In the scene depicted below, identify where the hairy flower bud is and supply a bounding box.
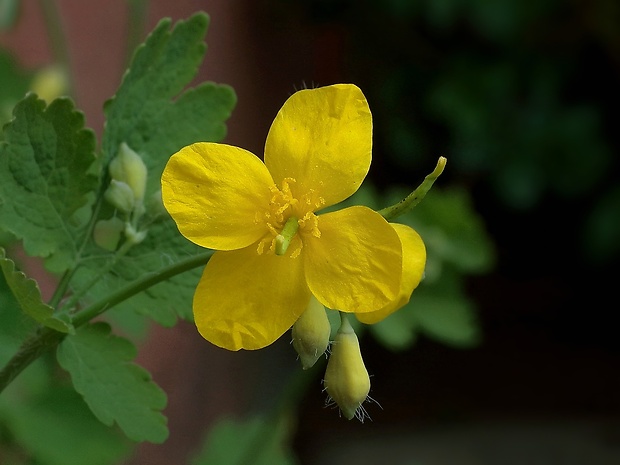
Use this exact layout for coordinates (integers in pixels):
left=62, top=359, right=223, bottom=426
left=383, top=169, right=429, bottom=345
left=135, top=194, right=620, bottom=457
left=292, top=296, right=331, bottom=369
left=109, top=142, right=147, bottom=203
left=324, top=314, right=370, bottom=420
left=104, top=179, right=134, bottom=213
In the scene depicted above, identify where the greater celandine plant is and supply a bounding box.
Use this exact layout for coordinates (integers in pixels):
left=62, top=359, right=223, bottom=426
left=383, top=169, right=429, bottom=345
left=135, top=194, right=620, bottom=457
left=0, top=11, right=445, bottom=456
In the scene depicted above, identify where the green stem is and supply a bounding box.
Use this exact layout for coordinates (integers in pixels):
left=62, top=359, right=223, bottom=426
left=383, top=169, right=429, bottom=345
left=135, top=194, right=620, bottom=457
left=37, top=0, right=74, bottom=93
left=72, top=250, right=213, bottom=327
left=125, top=0, right=148, bottom=68
left=0, top=250, right=214, bottom=394
left=59, top=239, right=134, bottom=315
left=0, top=327, right=64, bottom=395
left=47, top=190, right=104, bottom=310
left=47, top=269, right=72, bottom=309
left=378, top=156, right=447, bottom=220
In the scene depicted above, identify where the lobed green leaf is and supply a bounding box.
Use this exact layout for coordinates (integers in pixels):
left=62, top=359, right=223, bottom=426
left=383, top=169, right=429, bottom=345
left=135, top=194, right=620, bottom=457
left=70, top=12, right=236, bottom=326
left=0, top=94, right=98, bottom=273
left=102, top=12, right=236, bottom=196
left=73, top=219, right=200, bottom=327
left=56, top=322, right=168, bottom=443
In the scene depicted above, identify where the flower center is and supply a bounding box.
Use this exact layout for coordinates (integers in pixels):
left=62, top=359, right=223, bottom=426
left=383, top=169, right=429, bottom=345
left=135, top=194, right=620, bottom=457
left=255, top=177, right=323, bottom=257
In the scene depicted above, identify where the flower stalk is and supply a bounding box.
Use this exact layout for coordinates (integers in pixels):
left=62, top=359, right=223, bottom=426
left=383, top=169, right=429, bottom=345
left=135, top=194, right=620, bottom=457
left=0, top=250, right=214, bottom=394
left=378, top=156, right=447, bottom=220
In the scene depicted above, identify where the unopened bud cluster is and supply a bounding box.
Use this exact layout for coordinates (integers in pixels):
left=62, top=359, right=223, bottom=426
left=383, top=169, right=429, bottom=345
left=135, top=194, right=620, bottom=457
left=104, top=142, right=148, bottom=215
left=95, top=143, right=163, bottom=250
left=292, top=303, right=371, bottom=421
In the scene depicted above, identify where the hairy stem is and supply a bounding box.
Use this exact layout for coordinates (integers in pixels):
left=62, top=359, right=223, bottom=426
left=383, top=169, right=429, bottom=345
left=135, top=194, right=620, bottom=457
left=0, top=250, right=214, bottom=394
left=378, top=156, right=447, bottom=220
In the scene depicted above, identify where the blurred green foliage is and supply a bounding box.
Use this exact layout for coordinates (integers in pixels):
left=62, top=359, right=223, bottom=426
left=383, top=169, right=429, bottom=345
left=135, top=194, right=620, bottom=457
left=296, top=0, right=619, bottom=268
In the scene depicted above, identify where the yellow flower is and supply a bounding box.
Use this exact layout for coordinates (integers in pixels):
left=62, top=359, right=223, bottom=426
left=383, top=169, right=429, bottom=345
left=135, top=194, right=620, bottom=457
left=161, top=84, right=424, bottom=350
left=356, top=223, right=426, bottom=324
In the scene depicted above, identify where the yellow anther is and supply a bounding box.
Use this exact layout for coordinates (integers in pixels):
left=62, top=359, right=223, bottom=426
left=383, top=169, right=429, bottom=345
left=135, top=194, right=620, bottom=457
left=290, top=242, right=303, bottom=259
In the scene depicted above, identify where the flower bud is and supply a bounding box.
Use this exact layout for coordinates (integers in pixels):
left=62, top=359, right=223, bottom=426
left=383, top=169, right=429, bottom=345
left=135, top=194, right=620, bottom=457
left=324, top=314, right=370, bottom=420
left=104, top=179, right=134, bottom=213
left=30, top=65, right=68, bottom=103
left=292, top=296, right=331, bottom=369
left=93, top=217, right=124, bottom=251
left=109, top=143, right=147, bottom=203
left=124, top=222, right=147, bottom=245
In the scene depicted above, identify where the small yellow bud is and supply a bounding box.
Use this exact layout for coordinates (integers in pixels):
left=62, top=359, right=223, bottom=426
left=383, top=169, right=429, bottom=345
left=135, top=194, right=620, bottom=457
left=109, top=143, right=147, bottom=203
left=30, top=65, right=68, bottom=103
left=324, top=314, right=370, bottom=421
left=104, top=179, right=134, bottom=213
left=292, top=296, right=331, bottom=369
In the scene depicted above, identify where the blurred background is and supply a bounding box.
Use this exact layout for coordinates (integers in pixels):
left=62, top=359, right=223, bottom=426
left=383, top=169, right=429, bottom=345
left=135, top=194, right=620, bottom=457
left=1, top=0, right=619, bottom=464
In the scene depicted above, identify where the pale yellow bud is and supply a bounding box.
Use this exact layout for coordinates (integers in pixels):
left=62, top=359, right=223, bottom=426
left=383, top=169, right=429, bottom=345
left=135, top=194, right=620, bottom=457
left=109, top=143, right=147, bottom=203
left=292, top=296, right=331, bottom=369
left=104, top=179, right=134, bottom=213
left=324, top=314, right=370, bottom=420
left=30, top=65, right=68, bottom=103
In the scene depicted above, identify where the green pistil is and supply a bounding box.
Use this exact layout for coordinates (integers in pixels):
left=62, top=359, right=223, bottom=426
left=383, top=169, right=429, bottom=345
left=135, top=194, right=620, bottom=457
left=275, top=216, right=299, bottom=255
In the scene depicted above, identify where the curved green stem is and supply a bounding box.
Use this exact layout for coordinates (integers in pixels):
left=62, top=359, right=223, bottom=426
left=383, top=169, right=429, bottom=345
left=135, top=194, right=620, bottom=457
left=378, top=156, right=447, bottom=220
left=0, top=250, right=214, bottom=394
left=72, top=250, right=213, bottom=327
left=125, top=0, right=148, bottom=68
left=0, top=327, right=64, bottom=394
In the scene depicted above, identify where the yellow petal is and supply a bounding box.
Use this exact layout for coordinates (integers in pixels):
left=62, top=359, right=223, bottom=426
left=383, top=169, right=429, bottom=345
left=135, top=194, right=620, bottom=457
left=357, top=223, right=426, bottom=324
left=161, top=143, right=273, bottom=250
left=193, top=246, right=311, bottom=350
left=304, top=206, right=402, bottom=313
left=264, top=84, right=372, bottom=208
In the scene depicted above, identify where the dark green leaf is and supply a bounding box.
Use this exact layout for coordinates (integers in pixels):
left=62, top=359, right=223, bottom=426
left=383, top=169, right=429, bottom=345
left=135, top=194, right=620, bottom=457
left=0, top=383, right=131, bottom=465
left=0, top=94, right=98, bottom=272
left=368, top=308, right=419, bottom=351
left=191, top=415, right=297, bottom=465
left=73, top=218, right=200, bottom=327
left=411, top=289, right=482, bottom=349
left=0, top=262, right=37, bottom=366
left=56, top=322, right=168, bottom=443
left=70, top=13, right=236, bottom=326
left=389, top=186, right=495, bottom=274
left=102, top=12, right=236, bottom=197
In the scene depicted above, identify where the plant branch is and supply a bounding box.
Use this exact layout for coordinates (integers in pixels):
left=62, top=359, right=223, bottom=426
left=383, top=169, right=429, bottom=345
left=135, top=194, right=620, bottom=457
left=0, top=250, right=214, bottom=394
left=378, top=156, right=447, bottom=220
